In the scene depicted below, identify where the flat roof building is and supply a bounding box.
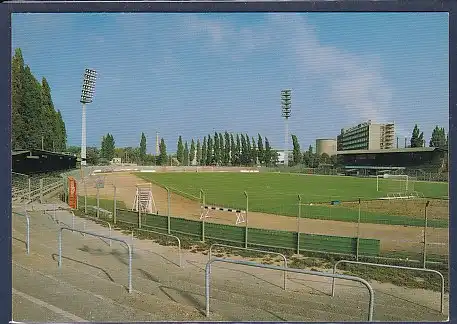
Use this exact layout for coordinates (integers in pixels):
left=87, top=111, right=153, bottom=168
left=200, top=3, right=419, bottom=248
left=337, top=120, right=395, bottom=151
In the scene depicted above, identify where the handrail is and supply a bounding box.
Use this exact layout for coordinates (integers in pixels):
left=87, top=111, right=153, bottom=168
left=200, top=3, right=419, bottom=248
left=208, top=243, right=287, bottom=290
left=13, top=211, right=30, bottom=254
left=131, top=228, right=182, bottom=267
left=78, top=213, right=112, bottom=246
left=332, top=260, right=445, bottom=314
left=205, top=258, right=375, bottom=321
left=58, top=227, right=133, bottom=293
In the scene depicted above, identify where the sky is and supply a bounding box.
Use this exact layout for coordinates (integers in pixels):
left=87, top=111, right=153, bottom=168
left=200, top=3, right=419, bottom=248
left=12, top=12, right=449, bottom=153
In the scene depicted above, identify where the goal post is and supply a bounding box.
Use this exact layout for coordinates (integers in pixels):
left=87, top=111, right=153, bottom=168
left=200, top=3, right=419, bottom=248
left=376, top=174, right=410, bottom=193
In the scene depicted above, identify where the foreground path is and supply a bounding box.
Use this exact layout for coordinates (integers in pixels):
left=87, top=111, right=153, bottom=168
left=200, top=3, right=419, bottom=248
left=11, top=204, right=448, bottom=322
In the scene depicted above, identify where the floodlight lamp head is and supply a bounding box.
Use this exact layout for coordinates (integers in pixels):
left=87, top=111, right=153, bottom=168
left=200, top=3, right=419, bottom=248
left=281, top=89, right=291, bottom=119
left=80, top=68, right=97, bottom=104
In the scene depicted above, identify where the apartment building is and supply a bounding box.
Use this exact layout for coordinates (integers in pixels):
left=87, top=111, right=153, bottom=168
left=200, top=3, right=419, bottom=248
left=337, top=120, right=395, bottom=151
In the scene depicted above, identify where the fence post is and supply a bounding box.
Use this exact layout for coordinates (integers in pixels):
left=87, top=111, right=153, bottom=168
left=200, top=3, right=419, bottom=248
left=62, top=177, right=66, bottom=203
left=39, top=179, right=44, bottom=203
left=423, top=200, right=430, bottom=268
left=138, top=186, right=142, bottom=229
left=84, top=176, right=87, bottom=214
left=28, top=177, right=31, bottom=203
left=356, top=198, right=361, bottom=261
left=201, top=189, right=206, bottom=242
left=244, top=191, right=249, bottom=249
left=297, top=195, right=301, bottom=255
left=113, top=185, right=117, bottom=225
left=166, top=187, right=171, bottom=234
left=96, top=186, right=100, bottom=218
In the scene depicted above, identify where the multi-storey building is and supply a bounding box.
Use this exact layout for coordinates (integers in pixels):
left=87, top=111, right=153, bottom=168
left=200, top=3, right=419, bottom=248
left=337, top=120, right=395, bottom=151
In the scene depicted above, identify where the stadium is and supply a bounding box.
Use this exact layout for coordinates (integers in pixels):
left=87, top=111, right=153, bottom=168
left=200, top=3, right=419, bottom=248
left=10, top=12, right=450, bottom=323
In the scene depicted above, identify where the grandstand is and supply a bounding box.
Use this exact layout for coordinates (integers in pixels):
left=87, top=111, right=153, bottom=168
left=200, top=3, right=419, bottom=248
left=337, top=147, right=447, bottom=178
left=12, top=149, right=77, bottom=175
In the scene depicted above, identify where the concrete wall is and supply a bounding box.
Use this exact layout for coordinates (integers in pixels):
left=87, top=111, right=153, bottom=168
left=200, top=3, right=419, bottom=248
left=316, top=139, right=337, bottom=156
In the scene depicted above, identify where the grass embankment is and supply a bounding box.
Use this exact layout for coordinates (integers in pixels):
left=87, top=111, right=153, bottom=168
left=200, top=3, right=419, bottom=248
left=135, top=172, right=449, bottom=228
left=74, top=201, right=448, bottom=293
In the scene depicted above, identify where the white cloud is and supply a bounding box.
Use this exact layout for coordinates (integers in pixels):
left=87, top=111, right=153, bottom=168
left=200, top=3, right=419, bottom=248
left=184, top=14, right=398, bottom=133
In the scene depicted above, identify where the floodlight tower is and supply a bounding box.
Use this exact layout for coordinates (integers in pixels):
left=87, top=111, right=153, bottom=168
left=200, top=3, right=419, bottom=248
left=281, top=89, right=292, bottom=167
left=80, top=68, right=97, bottom=166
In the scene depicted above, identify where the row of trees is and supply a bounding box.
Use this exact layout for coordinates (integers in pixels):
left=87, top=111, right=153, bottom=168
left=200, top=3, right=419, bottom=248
left=12, top=48, right=67, bottom=151
left=68, top=130, right=332, bottom=168
left=175, top=132, right=278, bottom=167
left=410, top=124, right=448, bottom=148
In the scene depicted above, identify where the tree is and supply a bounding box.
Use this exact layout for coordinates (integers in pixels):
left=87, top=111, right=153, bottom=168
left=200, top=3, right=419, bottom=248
left=196, top=139, right=202, bottom=165
left=139, top=132, right=147, bottom=165
left=257, top=134, right=264, bottom=165
left=224, top=132, right=231, bottom=165
left=40, top=77, right=58, bottom=151
left=303, top=145, right=315, bottom=168
left=319, top=153, right=330, bottom=165
left=158, top=138, right=168, bottom=165
left=101, top=133, right=115, bottom=161
left=291, top=134, right=302, bottom=166
left=213, top=132, right=220, bottom=165
left=230, top=133, right=236, bottom=166
left=411, top=124, right=425, bottom=148
left=240, top=134, right=246, bottom=165
left=22, top=65, right=43, bottom=149
left=251, top=136, right=258, bottom=165
left=11, top=48, right=26, bottom=150
left=235, top=134, right=241, bottom=166
left=264, top=137, right=272, bottom=166
left=184, top=141, right=189, bottom=166
left=206, top=134, right=213, bottom=165
left=219, top=133, right=225, bottom=166
left=86, top=147, right=100, bottom=165
left=429, top=126, right=447, bottom=148
left=190, top=139, right=196, bottom=165
left=11, top=49, right=68, bottom=152
left=201, top=137, right=207, bottom=166
left=246, top=134, right=252, bottom=165
left=177, top=136, right=184, bottom=164
left=54, top=110, right=67, bottom=151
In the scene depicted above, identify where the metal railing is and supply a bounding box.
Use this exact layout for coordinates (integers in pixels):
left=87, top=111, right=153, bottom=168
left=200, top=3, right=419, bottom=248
left=78, top=213, right=112, bottom=246
left=13, top=211, right=30, bottom=254
left=131, top=228, right=182, bottom=267
left=205, top=258, right=375, bottom=321
left=58, top=227, right=133, bottom=293
left=332, top=260, right=445, bottom=314
left=208, top=243, right=288, bottom=290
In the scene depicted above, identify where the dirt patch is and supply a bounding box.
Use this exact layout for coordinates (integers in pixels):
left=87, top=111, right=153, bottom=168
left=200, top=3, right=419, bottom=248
left=340, top=199, right=448, bottom=220
left=77, top=173, right=448, bottom=255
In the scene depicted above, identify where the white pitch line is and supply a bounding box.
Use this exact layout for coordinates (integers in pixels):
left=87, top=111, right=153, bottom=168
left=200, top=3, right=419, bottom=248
left=12, top=288, right=86, bottom=322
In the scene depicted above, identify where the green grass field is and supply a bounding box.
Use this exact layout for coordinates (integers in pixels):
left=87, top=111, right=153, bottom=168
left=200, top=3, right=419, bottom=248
left=135, top=172, right=449, bottom=227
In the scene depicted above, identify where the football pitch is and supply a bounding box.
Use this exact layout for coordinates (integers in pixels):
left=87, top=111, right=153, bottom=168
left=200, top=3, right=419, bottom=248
left=135, top=172, right=449, bottom=227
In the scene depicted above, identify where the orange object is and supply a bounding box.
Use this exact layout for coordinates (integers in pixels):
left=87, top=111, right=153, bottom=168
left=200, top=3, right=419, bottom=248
left=68, top=176, right=77, bottom=209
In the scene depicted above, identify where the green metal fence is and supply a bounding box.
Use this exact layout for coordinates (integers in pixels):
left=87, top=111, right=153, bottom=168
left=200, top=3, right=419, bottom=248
left=110, top=208, right=380, bottom=256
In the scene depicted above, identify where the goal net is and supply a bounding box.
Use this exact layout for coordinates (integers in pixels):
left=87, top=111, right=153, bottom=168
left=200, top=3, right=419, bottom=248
left=376, top=174, right=415, bottom=195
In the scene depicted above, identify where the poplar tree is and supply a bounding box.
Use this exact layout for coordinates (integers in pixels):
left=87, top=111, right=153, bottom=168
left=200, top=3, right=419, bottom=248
left=202, top=137, right=207, bottom=166
left=184, top=141, right=189, bottom=166
left=159, top=138, right=167, bottom=165
left=230, top=133, right=236, bottom=165
left=224, top=131, right=231, bottom=165
left=257, top=134, right=264, bottom=165
left=190, top=139, right=196, bottom=165
left=177, top=136, right=184, bottom=164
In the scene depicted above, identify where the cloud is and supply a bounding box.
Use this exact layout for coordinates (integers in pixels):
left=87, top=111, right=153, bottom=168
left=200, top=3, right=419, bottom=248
left=183, top=13, right=397, bottom=132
